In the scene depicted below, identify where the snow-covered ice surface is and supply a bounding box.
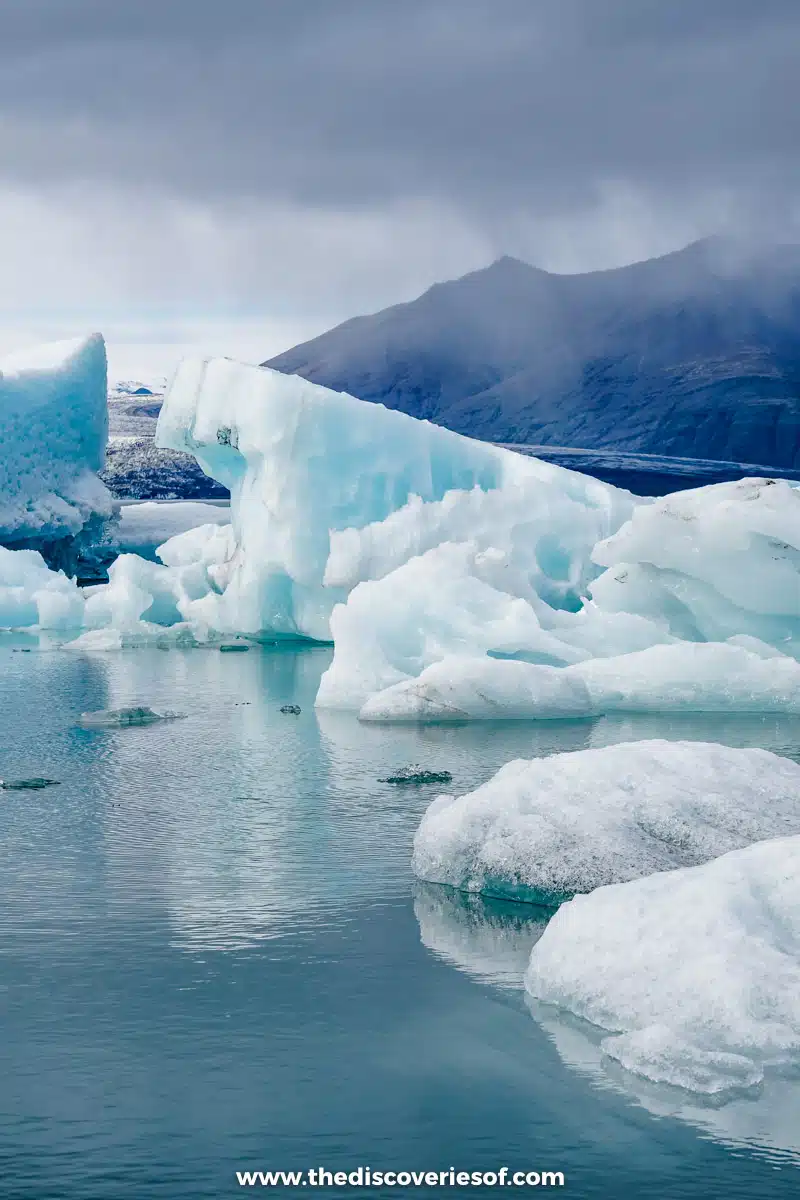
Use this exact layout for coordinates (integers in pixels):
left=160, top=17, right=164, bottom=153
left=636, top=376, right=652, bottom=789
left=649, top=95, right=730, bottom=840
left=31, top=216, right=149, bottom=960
left=117, top=501, right=230, bottom=560
left=412, top=740, right=800, bottom=905
left=0, top=335, right=115, bottom=563
left=524, top=834, right=800, bottom=1097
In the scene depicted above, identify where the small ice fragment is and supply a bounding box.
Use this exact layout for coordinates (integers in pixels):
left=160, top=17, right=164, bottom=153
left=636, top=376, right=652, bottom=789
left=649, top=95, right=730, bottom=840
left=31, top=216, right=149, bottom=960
left=78, top=706, right=184, bottom=728
left=380, top=766, right=453, bottom=786
left=1, top=777, right=60, bottom=790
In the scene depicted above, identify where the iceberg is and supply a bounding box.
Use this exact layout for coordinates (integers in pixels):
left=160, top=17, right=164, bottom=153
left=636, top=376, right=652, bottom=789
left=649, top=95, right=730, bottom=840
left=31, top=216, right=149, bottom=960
left=3, top=346, right=799, bottom=723
left=321, top=476, right=800, bottom=714
left=589, top=478, right=800, bottom=654
left=524, top=834, right=800, bottom=1095
left=359, top=642, right=800, bottom=722
left=0, top=545, right=85, bottom=631
left=0, top=335, right=116, bottom=570
left=411, top=740, right=800, bottom=905
left=360, top=654, right=593, bottom=722
left=155, top=356, right=636, bottom=642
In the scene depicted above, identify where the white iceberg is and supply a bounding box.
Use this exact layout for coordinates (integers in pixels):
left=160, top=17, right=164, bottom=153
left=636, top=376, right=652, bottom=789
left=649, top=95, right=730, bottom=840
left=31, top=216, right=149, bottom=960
left=359, top=653, right=593, bottom=722
left=357, top=642, right=800, bottom=722
left=0, top=335, right=115, bottom=564
left=0, top=546, right=85, bottom=631
left=411, top=740, right=800, bottom=904
left=525, top=834, right=800, bottom=1095
left=589, top=478, right=800, bottom=655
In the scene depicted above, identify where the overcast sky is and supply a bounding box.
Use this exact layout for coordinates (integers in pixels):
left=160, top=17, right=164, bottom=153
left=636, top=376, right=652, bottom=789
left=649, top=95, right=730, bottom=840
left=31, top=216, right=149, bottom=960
left=1, top=0, right=799, bottom=377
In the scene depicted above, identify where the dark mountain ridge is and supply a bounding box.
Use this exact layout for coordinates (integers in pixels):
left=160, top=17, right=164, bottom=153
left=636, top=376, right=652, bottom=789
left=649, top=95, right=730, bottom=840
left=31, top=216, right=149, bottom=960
left=265, top=238, right=800, bottom=468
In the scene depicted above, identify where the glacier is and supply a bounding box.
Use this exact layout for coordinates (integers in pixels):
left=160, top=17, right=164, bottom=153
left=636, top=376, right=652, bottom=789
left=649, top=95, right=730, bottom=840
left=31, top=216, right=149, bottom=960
left=411, top=740, right=800, bottom=905
left=524, top=834, right=800, bottom=1095
left=0, top=335, right=116, bottom=571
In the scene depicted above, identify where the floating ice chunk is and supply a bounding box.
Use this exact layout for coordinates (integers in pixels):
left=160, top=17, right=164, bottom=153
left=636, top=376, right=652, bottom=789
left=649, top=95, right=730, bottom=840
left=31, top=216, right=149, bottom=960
left=78, top=705, right=185, bottom=728
left=412, top=740, right=800, bottom=905
left=156, top=356, right=636, bottom=640
left=590, top=478, right=800, bottom=653
left=0, top=335, right=115, bottom=558
left=360, top=654, right=593, bottom=722
left=0, top=546, right=85, bottom=631
left=0, top=777, right=60, bottom=790
left=525, top=834, right=800, bottom=1095
left=316, top=543, right=590, bottom=711
left=568, top=642, right=800, bottom=714
left=378, top=766, right=453, bottom=785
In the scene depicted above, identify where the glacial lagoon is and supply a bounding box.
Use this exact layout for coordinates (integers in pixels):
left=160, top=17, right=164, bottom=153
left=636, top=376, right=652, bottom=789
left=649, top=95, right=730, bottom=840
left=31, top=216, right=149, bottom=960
left=1, top=643, right=799, bottom=1198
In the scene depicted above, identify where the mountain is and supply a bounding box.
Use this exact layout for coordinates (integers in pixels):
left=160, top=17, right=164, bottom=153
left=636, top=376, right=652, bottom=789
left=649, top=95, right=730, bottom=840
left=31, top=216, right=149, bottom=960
left=264, top=238, right=800, bottom=469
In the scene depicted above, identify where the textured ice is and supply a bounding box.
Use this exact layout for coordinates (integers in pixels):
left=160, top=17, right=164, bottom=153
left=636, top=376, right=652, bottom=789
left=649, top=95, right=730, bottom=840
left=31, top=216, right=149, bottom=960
left=155, top=356, right=635, bottom=641
left=525, top=834, right=800, bottom=1095
left=321, top=475, right=800, bottom=712
left=358, top=644, right=800, bottom=722
left=78, top=706, right=184, bottom=728
left=0, top=335, right=115, bottom=554
left=589, top=478, right=800, bottom=654
left=0, top=546, right=85, bottom=631
left=411, top=740, right=800, bottom=905
left=360, top=654, right=593, bottom=722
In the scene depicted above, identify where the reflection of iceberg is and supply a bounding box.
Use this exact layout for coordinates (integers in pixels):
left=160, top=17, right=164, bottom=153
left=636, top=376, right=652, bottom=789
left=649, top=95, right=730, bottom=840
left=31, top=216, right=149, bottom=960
left=414, top=881, right=550, bottom=990
left=528, top=1000, right=800, bottom=1168
left=93, top=645, right=334, bottom=951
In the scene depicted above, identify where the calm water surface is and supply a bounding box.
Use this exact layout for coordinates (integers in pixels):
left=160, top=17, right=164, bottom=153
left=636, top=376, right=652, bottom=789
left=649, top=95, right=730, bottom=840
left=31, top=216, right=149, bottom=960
left=1, top=645, right=799, bottom=1199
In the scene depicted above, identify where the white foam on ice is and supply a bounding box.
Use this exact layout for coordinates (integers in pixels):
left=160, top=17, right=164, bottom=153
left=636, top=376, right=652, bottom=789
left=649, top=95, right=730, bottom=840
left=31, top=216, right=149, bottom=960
left=0, top=335, right=114, bottom=547
left=525, top=834, right=800, bottom=1095
left=412, top=740, right=800, bottom=904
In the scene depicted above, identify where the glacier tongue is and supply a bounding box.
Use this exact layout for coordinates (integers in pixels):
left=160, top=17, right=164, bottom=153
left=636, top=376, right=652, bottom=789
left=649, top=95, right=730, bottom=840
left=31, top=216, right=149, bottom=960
left=0, top=335, right=115, bottom=567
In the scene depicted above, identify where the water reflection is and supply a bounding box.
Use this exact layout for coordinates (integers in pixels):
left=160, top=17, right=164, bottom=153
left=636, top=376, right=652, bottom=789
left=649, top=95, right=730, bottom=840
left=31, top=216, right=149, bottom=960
left=528, top=999, right=800, bottom=1169
left=414, top=881, right=550, bottom=990
left=413, top=859, right=800, bottom=1169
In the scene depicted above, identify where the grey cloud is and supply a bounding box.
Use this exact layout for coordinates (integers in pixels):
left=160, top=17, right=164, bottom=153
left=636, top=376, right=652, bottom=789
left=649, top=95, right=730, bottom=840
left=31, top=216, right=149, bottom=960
left=0, top=0, right=799, bottom=215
